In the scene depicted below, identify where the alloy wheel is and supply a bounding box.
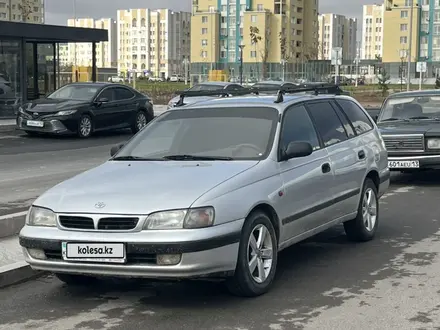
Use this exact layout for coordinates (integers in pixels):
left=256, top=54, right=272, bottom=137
left=362, top=188, right=377, bottom=231
left=136, top=112, right=147, bottom=130
left=80, top=117, right=91, bottom=137
left=247, top=224, right=273, bottom=283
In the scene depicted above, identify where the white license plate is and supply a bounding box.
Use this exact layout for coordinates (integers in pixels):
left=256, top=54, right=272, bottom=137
left=61, top=242, right=126, bottom=263
left=388, top=160, right=420, bottom=168
left=26, top=120, right=44, bottom=127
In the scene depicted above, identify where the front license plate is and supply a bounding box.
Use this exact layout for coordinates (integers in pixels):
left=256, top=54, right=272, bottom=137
left=26, top=120, right=44, bottom=127
left=61, top=242, right=126, bottom=263
left=388, top=160, right=420, bottom=168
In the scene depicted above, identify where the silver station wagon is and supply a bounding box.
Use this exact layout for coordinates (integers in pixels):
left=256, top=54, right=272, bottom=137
left=19, top=86, right=390, bottom=297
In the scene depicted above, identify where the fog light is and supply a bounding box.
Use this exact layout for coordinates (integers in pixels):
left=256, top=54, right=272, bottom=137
left=27, top=248, right=47, bottom=260
left=156, top=254, right=181, bottom=265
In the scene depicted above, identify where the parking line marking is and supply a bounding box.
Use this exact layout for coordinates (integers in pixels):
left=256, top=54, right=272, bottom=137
left=0, top=211, right=27, bottom=221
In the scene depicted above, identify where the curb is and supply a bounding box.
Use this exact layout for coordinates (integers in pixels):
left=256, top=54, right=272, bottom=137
left=0, top=212, right=27, bottom=239
left=0, top=261, right=45, bottom=288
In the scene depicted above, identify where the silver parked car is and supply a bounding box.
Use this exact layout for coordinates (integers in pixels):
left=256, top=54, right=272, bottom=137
left=19, top=87, right=390, bottom=297
left=167, top=82, right=245, bottom=109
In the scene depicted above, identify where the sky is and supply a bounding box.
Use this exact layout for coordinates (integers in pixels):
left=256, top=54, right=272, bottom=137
left=45, top=0, right=370, bottom=25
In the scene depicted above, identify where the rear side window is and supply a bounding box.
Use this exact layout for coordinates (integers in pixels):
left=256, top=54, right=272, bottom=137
left=306, top=101, right=348, bottom=147
left=115, top=87, right=135, bottom=100
left=336, top=99, right=373, bottom=135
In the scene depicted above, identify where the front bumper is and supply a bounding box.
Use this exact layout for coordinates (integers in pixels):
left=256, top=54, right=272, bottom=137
left=17, top=116, right=73, bottom=134
left=388, top=154, right=440, bottom=170
left=19, top=219, right=243, bottom=279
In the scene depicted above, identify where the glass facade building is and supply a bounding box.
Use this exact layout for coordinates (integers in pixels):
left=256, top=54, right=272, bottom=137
left=0, top=21, right=107, bottom=118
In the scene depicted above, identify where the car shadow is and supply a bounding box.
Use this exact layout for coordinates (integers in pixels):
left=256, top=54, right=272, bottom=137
left=391, top=170, right=440, bottom=187
left=18, top=129, right=133, bottom=141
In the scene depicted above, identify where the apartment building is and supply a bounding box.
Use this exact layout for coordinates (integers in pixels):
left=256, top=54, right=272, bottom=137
left=190, top=0, right=319, bottom=70
left=318, top=13, right=357, bottom=61
left=0, top=0, right=44, bottom=23
left=64, top=18, right=117, bottom=68
left=361, top=4, right=385, bottom=60
left=117, top=8, right=191, bottom=78
left=382, top=0, right=419, bottom=62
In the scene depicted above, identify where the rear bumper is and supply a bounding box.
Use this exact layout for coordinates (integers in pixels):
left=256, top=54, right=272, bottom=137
left=388, top=154, right=440, bottom=170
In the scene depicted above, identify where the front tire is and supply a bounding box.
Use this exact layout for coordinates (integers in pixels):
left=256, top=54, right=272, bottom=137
left=344, top=178, right=379, bottom=242
left=226, top=211, right=278, bottom=297
left=55, top=273, right=97, bottom=286
left=77, top=115, right=93, bottom=138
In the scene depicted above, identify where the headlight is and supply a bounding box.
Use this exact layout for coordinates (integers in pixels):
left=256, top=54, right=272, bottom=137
left=143, top=207, right=215, bottom=230
left=26, top=206, right=57, bottom=227
left=56, top=110, right=77, bottom=116
left=427, top=138, right=440, bottom=149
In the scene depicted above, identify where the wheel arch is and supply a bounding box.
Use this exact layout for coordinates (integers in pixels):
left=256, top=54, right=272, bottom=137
left=245, top=203, right=281, bottom=243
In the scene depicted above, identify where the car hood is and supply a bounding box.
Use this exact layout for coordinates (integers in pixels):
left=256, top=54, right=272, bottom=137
left=34, top=160, right=259, bottom=214
left=24, top=98, right=90, bottom=113
left=378, top=121, right=440, bottom=135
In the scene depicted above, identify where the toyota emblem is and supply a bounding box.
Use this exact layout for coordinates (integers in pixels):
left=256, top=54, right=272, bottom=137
left=94, top=202, right=106, bottom=209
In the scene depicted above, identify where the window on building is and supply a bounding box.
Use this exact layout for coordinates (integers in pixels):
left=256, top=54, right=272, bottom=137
left=400, top=23, right=408, bottom=31
left=400, top=36, right=408, bottom=44
left=251, top=15, right=257, bottom=23
left=202, top=28, right=208, bottom=34
left=202, top=16, right=208, bottom=23
left=201, top=39, right=208, bottom=46
left=401, top=11, right=408, bottom=18
left=250, top=51, right=257, bottom=58
left=257, top=4, right=263, bottom=11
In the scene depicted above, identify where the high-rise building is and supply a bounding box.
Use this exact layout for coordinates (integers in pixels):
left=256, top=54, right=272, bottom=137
left=190, top=0, right=319, bottom=74
left=382, top=0, right=419, bottom=63
left=117, top=9, right=191, bottom=78
left=318, top=14, right=357, bottom=61
left=64, top=18, right=117, bottom=68
left=361, top=4, right=385, bottom=60
left=0, top=0, right=44, bottom=23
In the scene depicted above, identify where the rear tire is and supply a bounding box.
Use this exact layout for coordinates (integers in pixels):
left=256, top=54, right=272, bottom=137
left=77, top=115, right=93, bottom=138
left=131, top=110, right=151, bottom=134
left=344, top=178, right=379, bottom=242
left=226, top=211, right=278, bottom=297
left=55, top=273, right=97, bottom=286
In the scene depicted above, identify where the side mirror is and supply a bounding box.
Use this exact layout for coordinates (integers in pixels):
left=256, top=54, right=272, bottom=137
left=96, top=97, right=109, bottom=105
left=373, top=115, right=378, bottom=123
left=281, top=142, right=313, bottom=161
left=110, top=143, right=124, bottom=157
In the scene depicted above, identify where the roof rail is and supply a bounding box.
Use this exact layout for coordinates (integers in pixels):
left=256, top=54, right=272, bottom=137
left=173, top=84, right=344, bottom=107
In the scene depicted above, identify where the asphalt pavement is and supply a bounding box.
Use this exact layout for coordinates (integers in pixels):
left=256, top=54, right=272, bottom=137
left=2, top=126, right=440, bottom=329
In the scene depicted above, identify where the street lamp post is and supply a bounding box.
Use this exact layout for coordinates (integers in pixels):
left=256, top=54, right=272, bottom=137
left=399, top=49, right=407, bottom=92
left=239, top=44, right=245, bottom=85
left=407, top=0, right=414, bottom=91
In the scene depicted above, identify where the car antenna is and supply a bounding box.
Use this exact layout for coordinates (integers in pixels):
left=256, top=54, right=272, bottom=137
left=274, top=90, right=284, bottom=103
left=176, top=94, right=185, bottom=107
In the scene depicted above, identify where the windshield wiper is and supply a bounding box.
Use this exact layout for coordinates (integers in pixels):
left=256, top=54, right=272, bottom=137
left=408, top=116, right=440, bottom=121
left=112, top=156, right=164, bottom=161
left=380, top=117, right=409, bottom=122
left=162, top=154, right=233, bottom=161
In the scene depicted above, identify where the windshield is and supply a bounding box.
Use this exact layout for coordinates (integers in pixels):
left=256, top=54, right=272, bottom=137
left=379, top=95, right=440, bottom=122
left=188, top=84, right=224, bottom=91
left=114, top=107, right=279, bottom=160
left=47, top=85, right=100, bottom=101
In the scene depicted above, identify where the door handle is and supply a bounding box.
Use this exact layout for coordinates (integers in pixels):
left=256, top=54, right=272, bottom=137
left=358, top=150, right=366, bottom=160
left=321, top=163, right=331, bottom=173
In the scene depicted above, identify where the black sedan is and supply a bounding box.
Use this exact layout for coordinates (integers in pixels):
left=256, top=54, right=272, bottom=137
left=16, top=82, right=154, bottom=138
left=377, top=90, right=440, bottom=171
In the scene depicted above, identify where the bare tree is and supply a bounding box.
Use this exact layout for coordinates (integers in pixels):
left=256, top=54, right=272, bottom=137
left=18, top=0, right=34, bottom=22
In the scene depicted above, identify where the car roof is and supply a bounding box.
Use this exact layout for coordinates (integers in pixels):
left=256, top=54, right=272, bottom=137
left=253, top=81, right=297, bottom=86
left=172, top=94, right=355, bottom=114
left=67, top=82, right=131, bottom=88
left=194, top=82, right=235, bottom=87
left=387, top=89, right=440, bottom=98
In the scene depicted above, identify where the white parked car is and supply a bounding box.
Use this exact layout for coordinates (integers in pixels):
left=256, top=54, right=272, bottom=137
left=108, top=76, right=124, bottom=83
left=170, top=74, right=184, bottom=82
